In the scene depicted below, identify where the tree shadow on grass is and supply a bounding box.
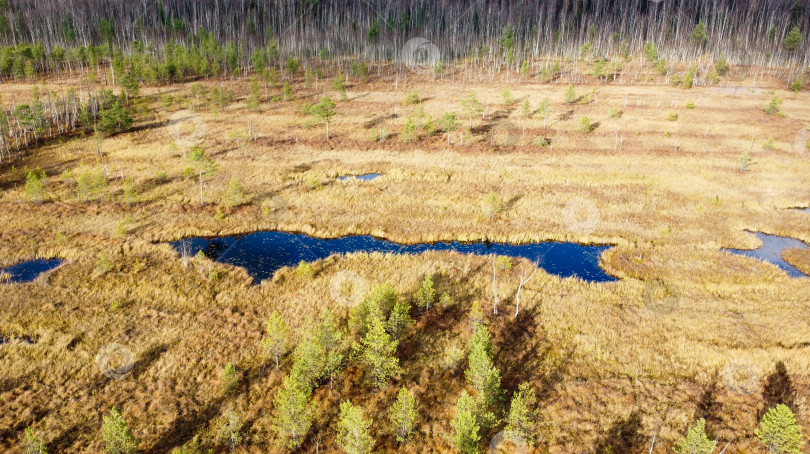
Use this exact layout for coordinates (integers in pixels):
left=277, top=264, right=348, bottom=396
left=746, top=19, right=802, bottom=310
left=49, top=421, right=96, bottom=452
left=131, top=342, right=172, bottom=380
left=491, top=312, right=548, bottom=393
left=558, top=109, right=575, bottom=121
left=363, top=113, right=397, bottom=129
left=148, top=397, right=228, bottom=452
left=693, top=373, right=723, bottom=440
left=760, top=361, right=796, bottom=417
left=593, top=410, right=646, bottom=454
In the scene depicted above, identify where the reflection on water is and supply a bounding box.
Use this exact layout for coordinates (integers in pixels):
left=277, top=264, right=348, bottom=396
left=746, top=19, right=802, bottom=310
left=171, top=231, right=616, bottom=284
left=725, top=232, right=808, bottom=278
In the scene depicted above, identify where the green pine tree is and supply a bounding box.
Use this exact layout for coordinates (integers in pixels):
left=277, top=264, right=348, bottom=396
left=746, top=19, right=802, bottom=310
left=310, top=96, right=336, bottom=139
left=272, top=375, right=314, bottom=451
left=521, top=98, right=532, bottom=118
left=315, top=309, right=347, bottom=389
left=98, top=96, right=133, bottom=135
left=290, top=310, right=346, bottom=389
left=674, top=419, right=716, bottom=454
left=360, top=317, right=400, bottom=387
left=469, top=300, right=485, bottom=330
left=691, top=22, right=708, bottom=43
left=783, top=27, right=803, bottom=51
left=349, top=283, right=396, bottom=336
left=536, top=98, right=552, bottom=128
left=24, top=168, right=46, bottom=203
left=188, top=146, right=217, bottom=206
left=505, top=383, right=539, bottom=445
left=283, top=81, right=292, bottom=101
left=400, top=116, right=418, bottom=143
left=337, top=401, right=374, bottom=454
left=438, top=112, right=459, bottom=145
left=755, top=404, right=804, bottom=454
left=465, top=324, right=500, bottom=425
left=332, top=73, right=347, bottom=100
left=260, top=311, right=289, bottom=370
left=413, top=274, right=436, bottom=310
left=390, top=386, right=417, bottom=443
left=461, top=93, right=483, bottom=129
left=386, top=300, right=413, bottom=340
left=247, top=77, right=260, bottom=110
left=564, top=84, right=577, bottom=103
left=220, top=363, right=239, bottom=394
left=452, top=391, right=481, bottom=454
left=22, top=427, right=48, bottom=454
left=102, top=407, right=138, bottom=454
left=216, top=404, right=243, bottom=453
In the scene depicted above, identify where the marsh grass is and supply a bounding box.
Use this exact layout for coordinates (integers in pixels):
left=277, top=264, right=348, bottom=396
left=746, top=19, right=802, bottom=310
left=0, top=72, right=809, bottom=453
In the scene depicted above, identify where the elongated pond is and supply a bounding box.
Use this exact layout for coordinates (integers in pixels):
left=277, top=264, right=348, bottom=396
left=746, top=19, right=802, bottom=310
left=170, top=231, right=616, bottom=284
left=725, top=232, right=808, bottom=278
left=0, top=259, right=63, bottom=284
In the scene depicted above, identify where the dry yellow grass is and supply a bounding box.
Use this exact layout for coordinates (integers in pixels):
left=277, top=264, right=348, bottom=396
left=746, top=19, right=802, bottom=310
left=0, top=67, right=809, bottom=453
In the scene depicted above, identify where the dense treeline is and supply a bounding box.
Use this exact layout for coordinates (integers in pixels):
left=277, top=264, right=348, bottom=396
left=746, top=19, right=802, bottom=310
left=0, top=0, right=808, bottom=80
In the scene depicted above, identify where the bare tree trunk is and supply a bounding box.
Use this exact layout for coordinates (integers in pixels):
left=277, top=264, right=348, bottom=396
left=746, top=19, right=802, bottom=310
left=181, top=239, right=190, bottom=267
left=492, top=255, right=498, bottom=315
left=515, top=262, right=539, bottom=318
left=199, top=170, right=204, bottom=206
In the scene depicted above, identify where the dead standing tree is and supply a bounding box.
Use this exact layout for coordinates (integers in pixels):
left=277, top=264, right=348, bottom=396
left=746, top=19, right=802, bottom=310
left=492, top=255, right=499, bottom=315
left=1, top=0, right=808, bottom=84
left=514, top=260, right=539, bottom=318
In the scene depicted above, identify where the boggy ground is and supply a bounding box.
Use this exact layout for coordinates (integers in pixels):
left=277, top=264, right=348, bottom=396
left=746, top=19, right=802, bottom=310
left=1, top=66, right=809, bottom=453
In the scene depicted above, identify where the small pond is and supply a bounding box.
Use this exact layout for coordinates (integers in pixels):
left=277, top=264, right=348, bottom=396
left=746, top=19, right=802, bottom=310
left=337, top=173, right=381, bottom=181
left=724, top=232, right=808, bottom=278
left=171, top=231, right=616, bottom=284
left=0, top=259, right=63, bottom=283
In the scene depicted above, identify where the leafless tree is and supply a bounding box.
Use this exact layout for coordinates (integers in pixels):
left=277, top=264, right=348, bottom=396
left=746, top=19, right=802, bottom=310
left=492, top=254, right=498, bottom=315
left=515, top=260, right=539, bottom=318
left=1, top=0, right=808, bottom=82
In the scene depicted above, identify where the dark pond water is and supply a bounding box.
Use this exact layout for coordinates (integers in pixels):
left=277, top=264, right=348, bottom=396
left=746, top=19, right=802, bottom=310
left=337, top=173, right=381, bottom=181
left=725, top=232, right=808, bottom=278
left=170, top=231, right=616, bottom=284
left=0, top=259, right=63, bottom=283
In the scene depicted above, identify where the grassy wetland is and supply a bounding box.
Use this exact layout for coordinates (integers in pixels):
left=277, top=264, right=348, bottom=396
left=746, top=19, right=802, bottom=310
left=2, top=1, right=810, bottom=453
